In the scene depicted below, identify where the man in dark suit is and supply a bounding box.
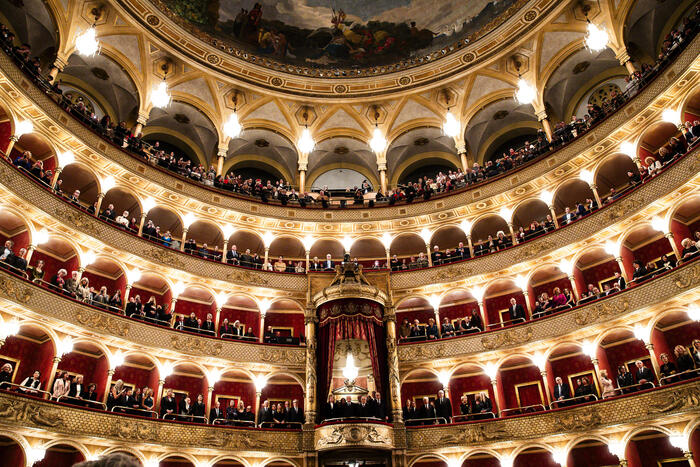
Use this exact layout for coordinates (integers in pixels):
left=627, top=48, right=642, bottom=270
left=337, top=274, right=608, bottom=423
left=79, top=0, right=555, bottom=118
left=226, top=245, right=240, bottom=265
left=425, top=318, right=439, bottom=340
left=122, top=388, right=140, bottom=415
left=434, top=389, right=452, bottom=423
left=287, top=399, right=304, bottom=425
left=322, top=395, right=336, bottom=421
left=225, top=400, right=238, bottom=423
left=259, top=400, right=274, bottom=425
left=201, top=313, right=216, bottom=335
left=402, top=399, right=416, bottom=425
left=160, top=389, right=177, bottom=417
left=410, top=319, right=426, bottom=340
left=508, top=297, right=526, bottom=324
left=183, top=312, right=198, bottom=331
left=343, top=395, right=357, bottom=418
left=357, top=395, right=372, bottom=418
left=324, top=254, right=335, bottom=271
left=455, top=242, right=469, bottom=260
left=67, top=374, right=85, bottom=401
left=613, top=271, right=626, bottom=291
left=552, top=376, right=571, bottom=407
left=635, top=360, right=654, bottom=388
left=210, top=400, right=223, bottom=423
left=420, top=397, right=437, bottom=425
left=373, top=392, right=386, bottom=421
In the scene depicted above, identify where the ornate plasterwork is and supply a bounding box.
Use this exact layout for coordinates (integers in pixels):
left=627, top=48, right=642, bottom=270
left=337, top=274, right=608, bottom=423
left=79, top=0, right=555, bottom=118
left=112, top=0, right=558, bottom=97
left=315, top=423, right=394, bottom=450
left=0, top=37, right=697, bottom=226
left=397, top=261, right=700, bottom=362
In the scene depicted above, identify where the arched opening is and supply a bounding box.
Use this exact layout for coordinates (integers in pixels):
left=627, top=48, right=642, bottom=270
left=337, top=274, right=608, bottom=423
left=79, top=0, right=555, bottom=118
left=159, top=456, right=195, bottom=467
left=546, top=342, right=597, bottom=408
left=387, top=127, right=458, bottom=189
left=309, top=239, right=343, bottom=264
left=268, top=236, right=305, bottom=271
left=670, top=194, right=700, bottom=259
left=82, top=256, right=127, bottom=314
left=0, top=436, right=25, bottom=467
left=437, top=289, right=483, bottom=336
left=637, top=121, right=684, bottom=168
left=0, top=210, right=31, bottom=275
left=211, top=368, right=255, bottom=426
left=54, top=340, right=109, bottom=406
left=143, top=206, right=183, bottom=245
left=573, top=247, right=623, bottom=303
left=462, top=453, right=500, bottom=467
left=218, top=295, right=259, bottom=341
left=483, top=279, right=527, bottom=329
left=595, top=153, right=641, bottom=198
left=529, top=264, right=575, bottom=317
left=568, top=439, right=620, bottom=467
left=55, top=163, right=99, bottom=210
left=349, top=237, right=385, bottom=268
left=411, top=456, right=447, bottom=467
left=396, top=297, right=434, bottom=342
left=35, top=443, right=85, bottom=467
left=400, top=369, right=441, bottom=426
left=307, top=136, right=378, bottom=192
left=598, top=328, right=655, bottom=394
left=172, top=286, right=216, bottom=336
left=161, top=363, right=208, bottom=423
left=212, top=460, right=246, bottom=467
left=29, top=235, right=79, bottom=291
left=552, top=179, right=595, bottom=218
left=512, top=199, right=551, bottom=240
left=128, top=272, right=172, bottom=326
left=651, top=309, right=700, bottom=384
left=389, top=233, right=426, bottom=268
left=620, top=224, right=674, bottom=283
left=100, top=187, right=141, bottom=232
left=10, top=132, right=56, bottom=175
left=497, top=355, right=545, bottom=415
left=263, top=299, right=305, bottom=345
left=224, top=128, right=298, bottom=188
left=450, top=363, right=495, bottom=421
left=227, top=230, right=264, bottom=267
left=471, top=215, right=510, bottom=255
left=626, top=430, right=689, bottom=466
left=259, top=373, right=305, bottom=428
left=430, top=226, right=468, bottom=264
left=110, top=353, right=160, bottom=415
left=184, top=220, right=223, bottom=260
left=0, top=322, right=55, bottom=392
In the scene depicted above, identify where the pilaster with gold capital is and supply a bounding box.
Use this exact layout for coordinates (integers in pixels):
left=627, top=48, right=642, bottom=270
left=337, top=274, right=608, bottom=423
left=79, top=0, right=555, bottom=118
left=303, top=306, right=317, bottom=424
left=384, top=306, right=403, bottom=422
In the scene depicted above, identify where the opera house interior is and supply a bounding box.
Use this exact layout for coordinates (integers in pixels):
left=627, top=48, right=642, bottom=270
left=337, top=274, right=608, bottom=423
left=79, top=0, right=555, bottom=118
left=1, top=0, right=700, bottom=465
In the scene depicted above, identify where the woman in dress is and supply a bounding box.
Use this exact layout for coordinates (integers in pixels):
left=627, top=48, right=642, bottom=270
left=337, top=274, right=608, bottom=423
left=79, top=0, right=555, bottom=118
left=599, top=369, right=615, bottom=398
left=27, top=259, right=45, bottom=283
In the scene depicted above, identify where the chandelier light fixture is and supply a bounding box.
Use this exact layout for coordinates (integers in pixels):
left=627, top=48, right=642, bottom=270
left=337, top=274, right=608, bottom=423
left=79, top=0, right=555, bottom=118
left=369, top=105, right=387, bottom=154
left=442, top=90, right=460, bottom=138
left=75, top=8, right=102, bottom=57
left=297, top=107, right=315, bottom=153
left=223, top=92, right=242, bottom=139
left=343, top=352, right=359, bottom=383
left=583, top=6, right=609, bottom=53
left=151, top=64, right=172, bottom=109
left=513, top=59, right=536, bottom=105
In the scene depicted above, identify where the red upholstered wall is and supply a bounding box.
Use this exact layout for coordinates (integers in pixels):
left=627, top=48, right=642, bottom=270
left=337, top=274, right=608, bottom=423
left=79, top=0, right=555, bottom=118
left=35, top=447, right=84, bottom=467
left=0, top=437, right=24, bottom=467
left=174, top=297, right=216, bottom=321
left=580, top=259, right=620, bottom=291
left=671, top=219, right=692, bottom=251
left=463, top=456, right=500, bottom=467
left=631, top=237, right=673, bottom=266
left=57, top=351, right=109, bottom=398
left=401, top=379, right=443, bottom=406
left=684, top=111, right=700, bottom=123
left=439, top=301, right=480, bottom=322
left=691, top=428, right=700, bottom=463
left=548, top=354, right=596, bottom=392
left=264, top=312, right=304, bottom=338
left=82, top=270, right=126, bottom=299
left=448, top=373, right=495, bottom=415
left=212, top=380, right=256, bottom=409
left=262, top=383, right=304, bottom=409
left=514, top=451, right=558, bottom=467
left=638, top=146, right=656, bottom=166
left=163, top=373, right=208, bottom=402
left=484, top=291, right=527, bottom=325
left=531, top=277, right=572, bottom=299
left=0, top=334, right=54, bottom=386
left=499, top=365, right=543, bottom=409
left=220, top=306, right=259, bottom=331
left=29, top=250, right=78, bottom=280
left=130, top=285, right=170, bottom=308
left=628, top=434, right=687, bottom=467
left=569, top=444, right=620, bottom=467
left=0, top=121, right=11, bottom=152
left=396, top=307, right=435, bottom=327
left=112, top=363, right=159, bottom=394
left=0, top=230, right=30, bottom=252
left=603, top=340, right=651, bottom=380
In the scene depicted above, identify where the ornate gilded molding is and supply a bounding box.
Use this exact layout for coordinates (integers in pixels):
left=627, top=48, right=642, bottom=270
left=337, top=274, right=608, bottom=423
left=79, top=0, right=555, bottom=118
left=405, top=380, right=700, bottom=451
left=0, top=38, right=697, bottom=224
left=315, top=423, right=394, bottom=450
left=0, top=392, right=302, bottom=453
left=0, top=269, right=306, bottom=367
left=398, top=263, right=700, bottom=362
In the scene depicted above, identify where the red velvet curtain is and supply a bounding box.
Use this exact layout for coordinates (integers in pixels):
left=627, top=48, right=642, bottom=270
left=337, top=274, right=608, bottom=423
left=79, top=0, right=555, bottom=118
left=316, top=299, right=386, bottom=410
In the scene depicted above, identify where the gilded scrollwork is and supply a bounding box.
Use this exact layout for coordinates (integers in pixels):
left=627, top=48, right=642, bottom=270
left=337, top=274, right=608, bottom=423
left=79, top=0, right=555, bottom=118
left=317, top=425, right=391, bottom=448
left=436, top=424, right=509, bottom=445
left=54, top=207, right=102, bottom=236
left=481, top=326, right=533, bottom=350
left=170, top=335, right=223, bottom=356
left=574, top=298, right=630, bottom=325
left=0, top=398, right=63, bottom=427
left=260, top=346, right=306, bottom=365
left=0, top=275, right=32, bottom=304
left=674, top=261, right=700, bottom=289
left=647, top=385, right=700, bottom=413
left=110, top=421, right=161, bottom=441
left=76, top=309, right=130, bottom=337
left=143, top=247, right=186, bottom=269
left=552, top=408, right=603, bottom=431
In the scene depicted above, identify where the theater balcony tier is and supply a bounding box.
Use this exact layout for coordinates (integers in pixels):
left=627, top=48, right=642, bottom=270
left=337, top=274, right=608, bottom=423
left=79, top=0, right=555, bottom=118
left=0, top=380, right=699, bottom=461
left=0, top=145, right=696, bottom=292
left=0, top=36, right=696, bottom=225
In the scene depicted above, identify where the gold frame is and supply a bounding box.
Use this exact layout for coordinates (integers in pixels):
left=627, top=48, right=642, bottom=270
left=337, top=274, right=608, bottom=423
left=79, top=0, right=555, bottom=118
left=164, top=388, right=191, bottom=400
left=270, top=326, right=294, bottom=337
left=566, top=370, right=600, bottom=396
left=0, top=355, right=20, bottom=383
left=514, top=381, right=544, bottom=408
left=625, top=356, right=652, bottom=373
left=214, top=394, right=242, bottom=408
left=110, top=381, right=136, bottom=393
left=413, top=394, right=437, bottom=406
left=597, top=275, right=617, bottom=291
left=657, top=458, right=688, bottom=466
left=498, top=308, right=510, bottom=327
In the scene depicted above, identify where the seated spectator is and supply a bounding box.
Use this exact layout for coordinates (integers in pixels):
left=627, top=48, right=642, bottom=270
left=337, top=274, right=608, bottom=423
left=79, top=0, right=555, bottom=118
left=18, top=370, right=42, bottom=394
left=440, top=317, right=455, bottom=337
left=681, top=238, right=699, bottom=261
left=0, top=362, right=13, bottom=389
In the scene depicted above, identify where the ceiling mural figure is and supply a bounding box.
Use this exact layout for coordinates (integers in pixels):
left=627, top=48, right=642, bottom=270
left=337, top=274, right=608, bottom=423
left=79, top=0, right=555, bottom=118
left=159, top=0, right=520, bottom=66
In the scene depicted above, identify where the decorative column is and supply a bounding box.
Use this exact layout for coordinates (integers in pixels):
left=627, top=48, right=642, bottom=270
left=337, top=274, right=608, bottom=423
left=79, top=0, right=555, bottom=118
left=123, top=284, right=133, bottom=310
left=466, top=234, right=474, bottom=258
left=589, top=183, right=603, bottom=209
left=95, top=193, right=107, bottom=217
left=254, top=390, right=262, bottom=426
left=378, top=162, right=388, bottom=195
left=522, top=290, right=532, bottom=316
left=299, top=168, right=307, bottom=195
left=298, top=153, right=309, bottom=193
left=683, top=452, right=696, bottom=467
left=46, top=356, right=62, bottom=399
left=590, top=357, right=601, bottom=375
left=264, top=247, right=270, bottom=268
left=540, top=370, right=552, bottom=406
left=48, top=55, right=68, bottom=81
left=548, top=204, right=559, bottom=228
left=133, top=111, right=150, bottom=138
left=384, top=306, right=403, bottom=423
left=155, top=379, right=166, bottom=413
left=221, top=240, right=229, bottom=264
left=645, top=343, right=662, bottom=378
left=180, top=228, right=188, bottom=252
left=76, top=267, right=85, bottom=282
left=102, top=369, right=115, bottom=404
left=25, top=244, right=36, bottom=265
left=536, top=109, right=553, bottom=142
left=305, top=249, right=311, bottom=272
left=567, top=275, right=579, bottom=301
left=425, top=243, right=433, bottom=267
left=303, top=307, right=318, bottom=425
left=615, top=48, right=637, bottom=75
left=490, top=379, right=501, bottom=417
left=205, top=385, right=214, bottom=422
left=614, top=256, right=629, bottom=282
left=214, top=306, right=222, bottom=333
left=664, top=232, right=682, bottom=261
left=506, top=221, right=517, bottom=245
left=216, top=145, right=227, bottom=177
left=258, top=312, right=266, bottom=343
left=455, top=141, right=469, bottom=173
